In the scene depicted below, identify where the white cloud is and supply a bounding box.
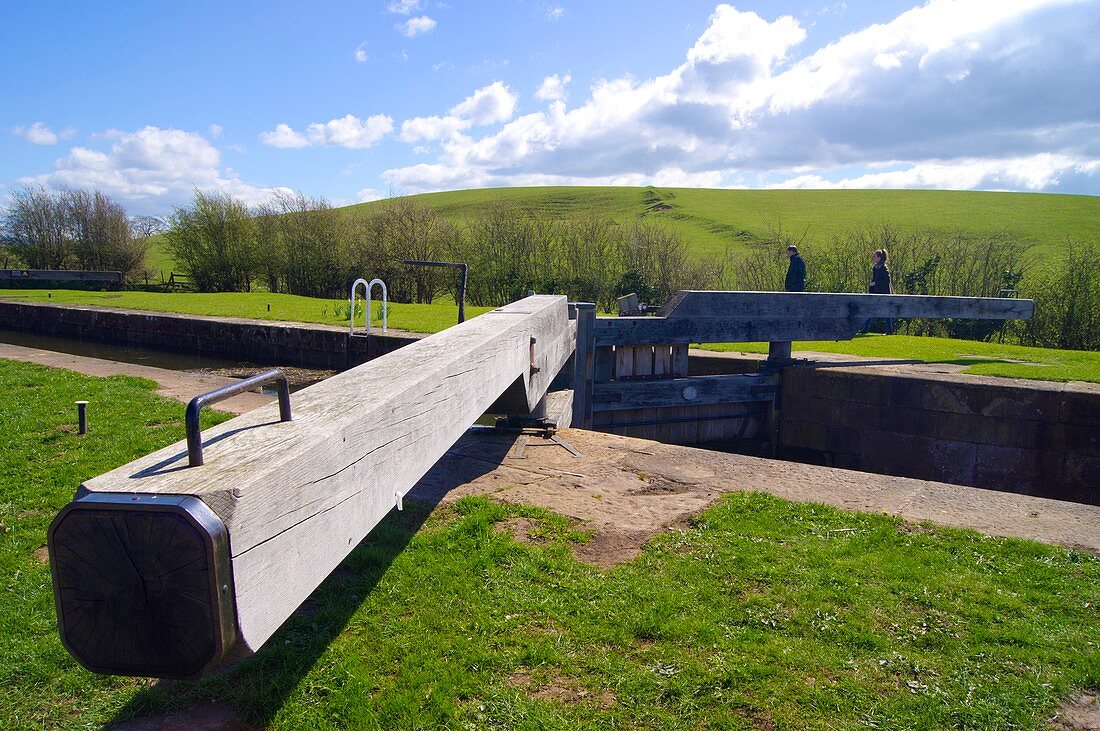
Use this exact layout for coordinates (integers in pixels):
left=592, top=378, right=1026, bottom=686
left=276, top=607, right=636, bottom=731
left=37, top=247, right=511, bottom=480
left=382, top=0, right=1100, bottom=195
left=261, top=114, right=394, bottom=149
left=398, top=15, right=436, bottom=37
left=356, top=187, right=383, bottom=202
left=536, top=73, right=571, bottom=102
left=450, top=81, right=517, bottom=125
left=769, top=154, right=1096, bottom=192
left=400, top=81, right=518, bottom=143
left=208, top=124, right=223, bottom=138
left=387, top=0, right=421, bottom=14
left=260, top=123, right=310, bottom=148
left=17, top=126, right=290, bottom=214
left=546, top=6, right=566, bottom=21
left=13, top=122, right=75, bottom=146
left=355, top=42, right=368, bottom=62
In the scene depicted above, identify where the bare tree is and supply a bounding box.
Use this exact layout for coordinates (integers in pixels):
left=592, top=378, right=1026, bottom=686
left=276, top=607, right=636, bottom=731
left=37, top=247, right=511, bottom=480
left=1, top=186, right=71, bottom=269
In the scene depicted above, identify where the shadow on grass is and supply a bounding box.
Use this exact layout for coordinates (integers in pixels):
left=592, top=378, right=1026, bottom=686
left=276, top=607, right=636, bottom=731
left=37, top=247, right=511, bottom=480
left=104, top=429, right=520, bottom=730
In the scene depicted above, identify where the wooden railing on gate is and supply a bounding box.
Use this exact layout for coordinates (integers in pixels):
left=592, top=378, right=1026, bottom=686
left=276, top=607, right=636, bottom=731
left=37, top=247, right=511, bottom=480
left=571, top=291, right=1035, bottom=444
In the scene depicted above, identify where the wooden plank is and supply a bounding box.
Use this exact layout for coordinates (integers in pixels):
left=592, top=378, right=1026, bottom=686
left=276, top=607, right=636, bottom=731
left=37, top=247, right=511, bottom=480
left=615, top=345, right=635, bottom=379
left=663, top=291, right=1035, bottom=321
left=0, top=269, right=123, bottom=284
left=593, top=374, right=778, bottom=411
left=653, top=345, right=672, bottom=377
left=596, top=316, right=857, bottom=346
left=634, top=346, right=654, bottom=378
left=672, top=344, right=690, bottom=377
left=54, top=295, right=574, bottom=677
left=571, top=303, right=595, bottom=429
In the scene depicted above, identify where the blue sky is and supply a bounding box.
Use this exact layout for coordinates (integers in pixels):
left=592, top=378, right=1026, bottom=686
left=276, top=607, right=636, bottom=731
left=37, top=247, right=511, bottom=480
left=2, top=0, right=1098, bottom=215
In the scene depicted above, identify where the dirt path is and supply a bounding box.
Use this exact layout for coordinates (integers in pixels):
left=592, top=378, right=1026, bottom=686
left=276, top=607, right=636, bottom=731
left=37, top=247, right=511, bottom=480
left=412, top=427, right=1100, bottom=567
left=0, top=343, right=271, bottom=415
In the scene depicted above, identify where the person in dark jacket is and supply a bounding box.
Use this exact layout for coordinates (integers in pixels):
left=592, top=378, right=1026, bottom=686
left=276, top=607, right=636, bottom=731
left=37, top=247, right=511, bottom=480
left=784, top=245, right=806, bottom=292
left=865, top=248, right=894, bottom=334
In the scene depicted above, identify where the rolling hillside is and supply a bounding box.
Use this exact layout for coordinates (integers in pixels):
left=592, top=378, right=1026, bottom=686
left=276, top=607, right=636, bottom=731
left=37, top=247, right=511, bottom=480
left=147, top=187, right=1100, bottom=275
left=349, top=187, right=1100, bottom=258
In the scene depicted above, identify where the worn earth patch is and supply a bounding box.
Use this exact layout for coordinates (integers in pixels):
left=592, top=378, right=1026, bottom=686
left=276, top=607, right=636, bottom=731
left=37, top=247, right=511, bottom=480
left=1051, top=690, right=1100, bottom=730
left=109, top=702, right=256, bottom=730
left=506, top=670, right=615, bottom=708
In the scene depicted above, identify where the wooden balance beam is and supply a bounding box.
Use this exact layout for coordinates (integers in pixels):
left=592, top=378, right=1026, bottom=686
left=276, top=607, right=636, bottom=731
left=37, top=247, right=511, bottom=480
left=48, top=295, right=574, bottom=679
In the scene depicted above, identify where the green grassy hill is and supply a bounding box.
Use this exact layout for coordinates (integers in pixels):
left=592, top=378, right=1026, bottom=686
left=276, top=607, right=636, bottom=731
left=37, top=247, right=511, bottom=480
left=348, top=187, right=1100, bottom=258
left=146, top=187, right=1100, bottom=275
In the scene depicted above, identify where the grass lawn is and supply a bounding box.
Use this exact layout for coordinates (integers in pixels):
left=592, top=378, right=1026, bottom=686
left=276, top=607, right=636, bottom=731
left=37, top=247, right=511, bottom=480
left=2, top=359, right=1099, bottom=729
left=701, top=333, right=1100, bottom=384
left=0, top=289, right=493, bottom=335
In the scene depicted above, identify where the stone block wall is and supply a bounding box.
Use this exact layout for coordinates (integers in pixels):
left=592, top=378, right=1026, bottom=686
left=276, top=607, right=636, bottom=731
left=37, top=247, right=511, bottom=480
left=0, top=301, right=420, bottom=370
left=778, top=366, right=1100, bottom=504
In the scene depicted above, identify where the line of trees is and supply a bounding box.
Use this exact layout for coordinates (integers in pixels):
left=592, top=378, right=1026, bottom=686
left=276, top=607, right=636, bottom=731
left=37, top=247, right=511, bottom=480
left=5, top=185, right=1095, bottom=352
left=164, top=190, right=715, bottom=311
left=0, top=186, right=151, bottom=276
left=162, top=189, right=1099, bottom=350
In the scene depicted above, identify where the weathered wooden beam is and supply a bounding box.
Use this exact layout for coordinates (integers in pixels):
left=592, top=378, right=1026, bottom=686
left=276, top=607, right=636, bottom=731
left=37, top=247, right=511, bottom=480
left=662, top=291, right=1035, bottom=321
left=0, top=268, right=124, bottom=284
left=592, top=374, right=778, bottom=411
left=598, top=290, right=1033, bottom=346
left=595, top=316, right=858, bottom=346
left=571, top=303, right=596, bottom=429
left=48, top=295, right=573, bottom=679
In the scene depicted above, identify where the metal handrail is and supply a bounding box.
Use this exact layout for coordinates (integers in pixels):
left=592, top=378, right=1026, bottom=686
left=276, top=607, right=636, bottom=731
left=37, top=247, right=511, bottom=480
left=186, top=369, right=292, bottom=467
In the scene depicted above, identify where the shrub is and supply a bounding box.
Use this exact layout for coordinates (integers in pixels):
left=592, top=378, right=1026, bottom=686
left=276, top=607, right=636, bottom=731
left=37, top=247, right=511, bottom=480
left=164, top=190, right=258, bottom=292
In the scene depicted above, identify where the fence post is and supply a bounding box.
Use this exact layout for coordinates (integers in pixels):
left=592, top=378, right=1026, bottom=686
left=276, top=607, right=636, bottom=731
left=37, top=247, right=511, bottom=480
left=571, top=303, right=596, bottom=429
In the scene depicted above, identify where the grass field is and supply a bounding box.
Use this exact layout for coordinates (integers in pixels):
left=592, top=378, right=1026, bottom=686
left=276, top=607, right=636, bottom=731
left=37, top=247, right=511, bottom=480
left=0, top=289, right=492, bottom=335
left=703, top=334, right=1100, bottom=384
left=2, top=359, right=1098, bottom=729
left=141, top=187, right=1100, bottom=276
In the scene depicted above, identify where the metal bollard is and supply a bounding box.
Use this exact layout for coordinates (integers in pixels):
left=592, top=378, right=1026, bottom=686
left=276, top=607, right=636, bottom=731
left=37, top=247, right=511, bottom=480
left=75, top=401, right=88, bottom=435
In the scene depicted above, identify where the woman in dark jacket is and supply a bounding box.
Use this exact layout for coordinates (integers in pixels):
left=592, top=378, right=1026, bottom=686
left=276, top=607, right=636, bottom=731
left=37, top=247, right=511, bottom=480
left=869, top=248, right=892, bottom=294
left=865, top=248, right=894, bottom=334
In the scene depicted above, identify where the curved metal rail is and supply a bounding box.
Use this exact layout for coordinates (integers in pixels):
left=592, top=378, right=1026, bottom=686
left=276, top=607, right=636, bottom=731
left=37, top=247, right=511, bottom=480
left=350, top=277, right=387, bottom=336
left=186, top=369, right=292, bottom=467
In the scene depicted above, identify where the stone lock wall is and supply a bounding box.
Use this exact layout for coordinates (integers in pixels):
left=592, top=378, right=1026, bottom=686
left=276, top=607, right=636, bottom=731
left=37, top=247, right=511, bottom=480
left=0, top=301, right=421, bottom=370
left=778, top=365, right=1100, bottom=505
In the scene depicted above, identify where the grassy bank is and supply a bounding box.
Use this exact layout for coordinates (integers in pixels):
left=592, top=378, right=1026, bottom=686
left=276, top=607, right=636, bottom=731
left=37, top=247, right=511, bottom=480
left=2, top=359, right=1098, bottom=729
left=0, top=289, right=492, bottom=335
left=701, top=334, right=1100, bottom=384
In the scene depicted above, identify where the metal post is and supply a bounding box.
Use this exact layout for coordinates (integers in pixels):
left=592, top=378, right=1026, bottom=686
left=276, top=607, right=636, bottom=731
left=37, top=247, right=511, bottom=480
left=766, top=340, right=792, bottom=367
left=402, top=260, right=469, bottom=325
left=458, top=263, right=467, bottom=324
left=75, top=401, right=88, bottom=435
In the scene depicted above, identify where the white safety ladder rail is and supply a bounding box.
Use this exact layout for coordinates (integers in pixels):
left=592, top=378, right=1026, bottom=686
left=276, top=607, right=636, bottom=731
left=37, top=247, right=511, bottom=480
left=349, top=277, right=388, bottom=336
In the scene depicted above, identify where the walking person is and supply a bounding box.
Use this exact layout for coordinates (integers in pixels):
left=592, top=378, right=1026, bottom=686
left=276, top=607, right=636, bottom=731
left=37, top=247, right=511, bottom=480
left=865, top=248, right=894, bottom=334
left=784, top=245, right=806, bottom=292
